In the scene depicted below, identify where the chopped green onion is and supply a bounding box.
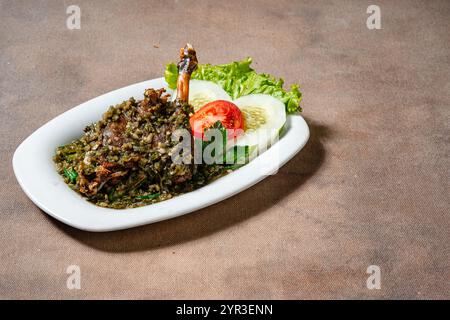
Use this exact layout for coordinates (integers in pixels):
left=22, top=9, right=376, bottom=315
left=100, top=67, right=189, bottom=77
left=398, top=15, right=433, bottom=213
left=108, top=188, right=116, bottom=202
left=63, top=168, right=78, bottom=184
left=135, top=193, right=160, bottom=200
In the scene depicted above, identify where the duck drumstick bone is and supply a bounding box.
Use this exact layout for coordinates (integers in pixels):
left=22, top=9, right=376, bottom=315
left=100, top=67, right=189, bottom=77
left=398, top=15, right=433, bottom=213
left=176, top=43, right=198, bottom=103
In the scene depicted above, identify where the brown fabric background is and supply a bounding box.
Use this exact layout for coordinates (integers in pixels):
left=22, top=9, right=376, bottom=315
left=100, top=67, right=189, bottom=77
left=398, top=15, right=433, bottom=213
left=0, top=0, right=449, bottom=299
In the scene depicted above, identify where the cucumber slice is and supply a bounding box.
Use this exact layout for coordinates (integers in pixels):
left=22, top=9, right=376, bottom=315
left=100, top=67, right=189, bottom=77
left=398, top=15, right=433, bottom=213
left=172, top=80, right=232, bottom=112
left=234, top=94, right=286, bottom=152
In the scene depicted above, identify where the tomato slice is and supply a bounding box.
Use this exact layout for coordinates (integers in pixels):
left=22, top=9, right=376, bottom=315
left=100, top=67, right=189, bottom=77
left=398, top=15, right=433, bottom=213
left=189, top=100, right=244, bottom=140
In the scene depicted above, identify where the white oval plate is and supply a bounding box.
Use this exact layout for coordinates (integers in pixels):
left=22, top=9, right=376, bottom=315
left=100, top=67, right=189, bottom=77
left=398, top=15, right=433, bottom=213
left=13, top=78, right=309, bottom=232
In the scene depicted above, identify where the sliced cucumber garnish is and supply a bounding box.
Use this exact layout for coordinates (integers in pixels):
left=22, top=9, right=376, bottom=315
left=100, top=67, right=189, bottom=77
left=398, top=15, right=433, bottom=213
left=234, top=94, right=286, bottom=152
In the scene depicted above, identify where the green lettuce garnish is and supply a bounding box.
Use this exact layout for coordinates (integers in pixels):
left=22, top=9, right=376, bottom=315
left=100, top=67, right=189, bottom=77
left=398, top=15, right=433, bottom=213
left=164, top=57, right=302, bottom=113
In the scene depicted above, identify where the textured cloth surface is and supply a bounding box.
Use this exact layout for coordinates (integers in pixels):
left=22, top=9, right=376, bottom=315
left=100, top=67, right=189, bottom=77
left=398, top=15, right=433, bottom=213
left=0, top=0, right=449, bottom=299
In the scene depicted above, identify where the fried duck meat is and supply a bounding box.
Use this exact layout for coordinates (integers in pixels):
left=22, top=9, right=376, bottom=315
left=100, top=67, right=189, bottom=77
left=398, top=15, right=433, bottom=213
left=54, top=44, right=200, bottom=208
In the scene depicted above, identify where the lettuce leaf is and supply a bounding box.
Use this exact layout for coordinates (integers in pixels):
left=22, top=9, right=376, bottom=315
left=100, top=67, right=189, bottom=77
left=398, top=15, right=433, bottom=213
left=164, top=57, right=302, bottom=113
